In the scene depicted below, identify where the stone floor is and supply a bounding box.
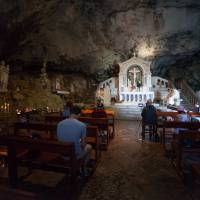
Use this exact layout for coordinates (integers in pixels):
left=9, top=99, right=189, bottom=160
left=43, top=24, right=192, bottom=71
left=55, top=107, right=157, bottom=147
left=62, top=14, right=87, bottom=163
left=0, top=120, right=199, bottom=200
left=79, top=120, right=199, bottom=200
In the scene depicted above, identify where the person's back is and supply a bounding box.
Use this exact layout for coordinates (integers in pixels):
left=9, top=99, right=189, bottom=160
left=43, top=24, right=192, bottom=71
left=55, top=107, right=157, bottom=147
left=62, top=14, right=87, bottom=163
left=62, top=107, right=70, bottom=118
left=57, top=105, right=92, bottom=176
left=175, top=106, right=190, bottom=134
left=62, top=101, right=73, bottom=118
left=141, top=99, right=157, bottom=140
left=96, top=99, right=104, bottom=110
left=141, top=104, right=157, bottom=124
left=57, top=118, right=86, bottom=155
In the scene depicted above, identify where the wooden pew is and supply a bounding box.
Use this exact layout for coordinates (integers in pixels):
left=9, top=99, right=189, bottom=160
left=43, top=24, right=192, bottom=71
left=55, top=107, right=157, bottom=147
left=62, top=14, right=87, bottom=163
left=78, top=117, right=110, bottom=150
left=161, top=121, right=200, bottom=147
left=171, top=130, right=200, bottom=179
left=14, top=122, right=100, bottom=162
left=86, top=126, right=101, bottom=162
left=0, top=123, right=57, bottom=167
left=156, top=111, right=179, bottom=122
left=45, top=116, right=65, bottom=124
left=14, top=122, right=57, bottom=140
left=81, top=109, right=115, bottom=139
left=191, top=164, right=200, bottom=181
left=0, top=135, right=81, bottom=188
left=45, top=113, right=115, bottom=139
left=187, top=112, right=200, bottom=118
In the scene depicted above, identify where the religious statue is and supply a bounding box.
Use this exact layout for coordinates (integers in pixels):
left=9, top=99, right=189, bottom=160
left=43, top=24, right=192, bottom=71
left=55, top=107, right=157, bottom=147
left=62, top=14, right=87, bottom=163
left=55, top=78, right=61, bottom=90
left=128, top=71, right=135, bottom=89
left=164, top=88, right=180, bottom=106
left=40, top=61, right=49, bottom=87
left=127, top=65, right=142, bottom=91
left=136, top=79, right=142, bottom=91
left=0, top=60, right=10, bottom=92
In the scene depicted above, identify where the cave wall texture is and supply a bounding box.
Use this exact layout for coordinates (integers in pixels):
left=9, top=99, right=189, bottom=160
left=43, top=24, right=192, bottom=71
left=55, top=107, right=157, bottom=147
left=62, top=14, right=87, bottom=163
left=0, top=0, right=200, bottom=108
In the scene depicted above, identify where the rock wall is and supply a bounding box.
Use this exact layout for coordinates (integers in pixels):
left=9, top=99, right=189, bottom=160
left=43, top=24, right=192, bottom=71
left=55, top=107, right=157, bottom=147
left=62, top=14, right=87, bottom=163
left=0, top=0, right=199, bottom=87
left=5, top=72, right=95, bottom=111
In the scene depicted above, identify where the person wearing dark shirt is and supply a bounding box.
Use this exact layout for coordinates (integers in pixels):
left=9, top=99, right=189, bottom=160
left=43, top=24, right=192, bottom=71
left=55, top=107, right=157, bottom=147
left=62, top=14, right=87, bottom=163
left=141, top=99, right=157, bottom=140
left=96, top=99, right=104, bottom=110
left=62, top=101, right=73, bottom=118
left=92, top=99, right=107, bottom=118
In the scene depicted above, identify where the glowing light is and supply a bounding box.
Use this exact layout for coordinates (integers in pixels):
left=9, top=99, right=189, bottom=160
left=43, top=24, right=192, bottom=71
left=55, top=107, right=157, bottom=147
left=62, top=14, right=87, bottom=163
left=138, top=44, right=154, bottom=58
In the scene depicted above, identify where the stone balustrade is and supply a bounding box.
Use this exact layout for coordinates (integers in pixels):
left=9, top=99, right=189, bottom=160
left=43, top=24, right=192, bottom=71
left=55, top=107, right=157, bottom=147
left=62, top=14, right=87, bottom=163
left=120, top=91, right=154, bottom=104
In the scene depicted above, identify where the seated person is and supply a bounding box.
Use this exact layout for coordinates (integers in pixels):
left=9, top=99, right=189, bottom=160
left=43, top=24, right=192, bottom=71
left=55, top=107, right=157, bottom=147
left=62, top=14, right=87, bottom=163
left=57, top=106, right=92, bottom=176
left=175, top=106, right=190, bottom=134
left=95, top=99, right=104, bottom=110
left=141, top=99, right=157, bottom=140
left=194, top=103, right=200, bottom=113
left=62, top=101, right=73, bottom=118
left=92, top=99, right=107, bottom=118
left=19, top=110, right=30, bottom=123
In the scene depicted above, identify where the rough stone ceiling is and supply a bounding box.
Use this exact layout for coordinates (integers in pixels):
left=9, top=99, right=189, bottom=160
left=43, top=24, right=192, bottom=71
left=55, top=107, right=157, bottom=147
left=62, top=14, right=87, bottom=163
left=0, top=0, right=200, bottom=81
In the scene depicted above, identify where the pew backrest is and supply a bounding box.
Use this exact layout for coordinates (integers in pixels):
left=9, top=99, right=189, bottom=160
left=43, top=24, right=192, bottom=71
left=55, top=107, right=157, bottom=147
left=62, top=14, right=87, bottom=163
left=78, top=117, right=108, bottom=126
left=157, top=111, right=178, bottom=118
left=162, top=121, right=200, bottom=129
left=0, top=135, right=78, bottom=185
left=45, top=116, right=65, bottom=124
left=79, top=117, right=109, bottom=133
left=173, top=130, right=200, bottom=170
left=14, top=122, right=57, bottom=139
left=86, top=126, right=99, bottom=138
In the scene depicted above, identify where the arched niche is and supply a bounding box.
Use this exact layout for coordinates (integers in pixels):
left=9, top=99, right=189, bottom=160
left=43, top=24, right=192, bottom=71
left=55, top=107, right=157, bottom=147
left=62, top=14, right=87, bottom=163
left=127, top=65, right=143, bottom=90
left=119, top=57, right=152, bottom=93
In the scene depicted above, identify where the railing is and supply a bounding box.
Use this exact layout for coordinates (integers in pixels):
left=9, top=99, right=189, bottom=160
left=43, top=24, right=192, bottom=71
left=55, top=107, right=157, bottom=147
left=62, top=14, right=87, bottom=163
left=120, top=91, right=154, bottom=103
left=177, top=79, right=200, bottom=108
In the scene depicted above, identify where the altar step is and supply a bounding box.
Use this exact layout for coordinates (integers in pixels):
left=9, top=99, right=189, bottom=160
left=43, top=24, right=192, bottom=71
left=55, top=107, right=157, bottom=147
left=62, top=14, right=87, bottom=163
left=110, top=104, right=143, bottom=120
left=180, top=94, right=194, bottom=111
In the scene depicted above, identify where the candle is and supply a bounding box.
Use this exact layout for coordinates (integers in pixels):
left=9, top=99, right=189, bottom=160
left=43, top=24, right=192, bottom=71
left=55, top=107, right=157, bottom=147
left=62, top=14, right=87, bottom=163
left=7, top=104, right=9, bottom=112
left=1, top=105, right=3, bottom=112
left=4, top=102, right=6, bottom=112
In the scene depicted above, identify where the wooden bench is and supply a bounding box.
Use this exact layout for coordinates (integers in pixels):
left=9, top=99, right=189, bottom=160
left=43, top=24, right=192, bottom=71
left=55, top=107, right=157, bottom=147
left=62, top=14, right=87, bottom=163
left=171, top=130, right=200, bottom=180
left=14, top=122, right=57, bottom=140
left=156, top=111, right=179, bottom=122
left=0, top=135, right=82, bottom=188
left=1, top=122, right=57, bottom=167
left=78, top=117, right=110, bottom=149
left=86, top=126, right=101, bottom=162
left=45, top=116, right=65, bottom=124
left=81, top=109, right=115, bottom=138
left=45, top=114, right=115, bottom=139
left=187, top=112, right=200, bottom=118
left=14, top=122, right=100, bottom=162
left=191, top=164, right=200, bottom=181
left=161, top=121, right=200, bottom=147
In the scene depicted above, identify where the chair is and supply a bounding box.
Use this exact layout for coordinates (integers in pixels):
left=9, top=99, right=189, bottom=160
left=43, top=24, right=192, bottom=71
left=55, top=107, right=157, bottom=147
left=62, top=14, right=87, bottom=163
left=142, top=121, right=157, bottom=141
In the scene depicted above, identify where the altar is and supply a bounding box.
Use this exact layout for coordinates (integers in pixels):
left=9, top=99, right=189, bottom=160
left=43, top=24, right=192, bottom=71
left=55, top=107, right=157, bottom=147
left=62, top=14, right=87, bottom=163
left=96, top=56, right=179, bottom=107
left=97, top=57, right=156, bottom=105
left=118, top=57, right=154, bottom=105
